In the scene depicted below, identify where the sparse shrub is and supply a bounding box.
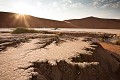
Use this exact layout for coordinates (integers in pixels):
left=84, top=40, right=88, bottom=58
left=100, top=34, right=111, bottom=42
left=114, top=40, right=120, bottom=45
left=55, top=32, right=61, bottom=35
left=12, top=27, right=39, bottom=34
left=99, top=38, right=104, bottom=42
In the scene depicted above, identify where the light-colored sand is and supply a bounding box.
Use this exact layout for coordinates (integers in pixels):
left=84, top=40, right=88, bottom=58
left=0, top=38, right=91, bottom=80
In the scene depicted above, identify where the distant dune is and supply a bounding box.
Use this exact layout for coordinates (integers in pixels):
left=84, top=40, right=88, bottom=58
left=0, top=12, right=120, bottom=29
left=66, top=16, right=120, bottom=29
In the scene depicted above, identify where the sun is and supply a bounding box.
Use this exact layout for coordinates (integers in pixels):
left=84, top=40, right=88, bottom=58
left=12, top=1, right=31, bottom=15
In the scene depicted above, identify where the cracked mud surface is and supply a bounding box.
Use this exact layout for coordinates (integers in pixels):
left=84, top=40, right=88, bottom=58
left=0, top=33, right=120, bottom=80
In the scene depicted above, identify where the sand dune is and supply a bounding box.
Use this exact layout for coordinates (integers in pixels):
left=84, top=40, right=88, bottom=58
left=0, top=12, right=120, bottom=29
left=0, top=12, right=75, bottom=28
left=66, top=16, right=120, bottom=29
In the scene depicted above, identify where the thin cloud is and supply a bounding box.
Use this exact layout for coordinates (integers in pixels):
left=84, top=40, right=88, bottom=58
left=92, top=0, right=120, bottom=8
left=49, top=0, right=82, bottom=9
left=62, top=0, right=73, bottom=4
left=111, top=1, right=120, bottom=8
left=70, top=3, right=84, bottom=8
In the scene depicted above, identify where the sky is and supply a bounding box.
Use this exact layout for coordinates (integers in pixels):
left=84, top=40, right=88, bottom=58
left=0, top=0, right=120, bottom=20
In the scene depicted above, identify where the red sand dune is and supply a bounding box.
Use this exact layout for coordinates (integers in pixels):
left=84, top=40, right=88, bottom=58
left=65, top=16, right=120, bottom=29
left=0, top=12, right=75, bottom=28
left=0, top=12, right=120, bottom=29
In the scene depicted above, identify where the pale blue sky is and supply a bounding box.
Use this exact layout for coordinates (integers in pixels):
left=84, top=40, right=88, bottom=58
left=0, top=0, right=120, bottom=20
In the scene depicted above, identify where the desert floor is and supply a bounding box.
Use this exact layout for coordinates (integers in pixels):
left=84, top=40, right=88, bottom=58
left=0, top=32, right=120, bottom=80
